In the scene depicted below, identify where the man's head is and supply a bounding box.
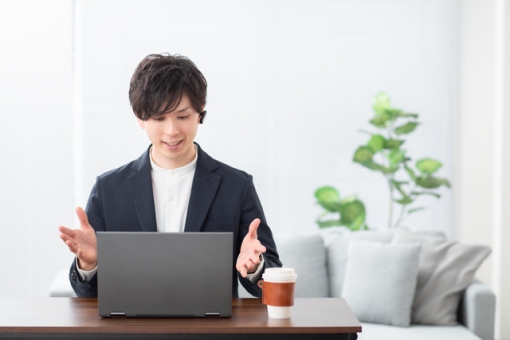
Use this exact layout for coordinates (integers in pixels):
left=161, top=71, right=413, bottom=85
left=130, top=54, right=207, bottom=169
left=129, top=53, right=207, bottom=122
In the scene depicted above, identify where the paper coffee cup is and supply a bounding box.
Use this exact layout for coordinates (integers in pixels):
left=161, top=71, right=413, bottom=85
left=258, top=268, right=297, bottom=319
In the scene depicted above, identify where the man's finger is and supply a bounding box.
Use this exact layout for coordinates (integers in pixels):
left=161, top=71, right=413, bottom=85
left=58, top=226, right=75, bottom=237
left=75, top=207, right=90, bottom=229
left=250, top=255, right=261, bottom=265
left=59, top=233, right=73, bottom=244
left=65, top=240, right=79, bottom=254
left=247, top=218, right=261, bottom=238
left=239, top=265, right=247, bottom=278
left=255, top=244, right=267, bottom=253
left=236, top=258, right=249, bottom=278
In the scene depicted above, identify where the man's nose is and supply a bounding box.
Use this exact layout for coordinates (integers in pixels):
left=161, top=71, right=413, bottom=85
left=164, top=120, right=179, bottom=136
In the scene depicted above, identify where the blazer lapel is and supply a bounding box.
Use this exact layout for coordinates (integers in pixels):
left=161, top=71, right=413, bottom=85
left=184, top=144, right=221, bottom=232
left=128, top=147, right=158, bottom=232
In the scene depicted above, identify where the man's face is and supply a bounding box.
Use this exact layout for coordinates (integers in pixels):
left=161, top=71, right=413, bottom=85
left=137, top=94, right=201, bottom=169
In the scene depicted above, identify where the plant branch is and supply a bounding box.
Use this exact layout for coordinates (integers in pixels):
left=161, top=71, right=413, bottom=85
left=394, top=182, right=416, bottom=227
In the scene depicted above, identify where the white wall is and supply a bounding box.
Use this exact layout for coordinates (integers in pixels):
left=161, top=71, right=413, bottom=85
left=75, top=0, right=455, bottom=236
left=0, top=0, right=75, bottom=297
left=0, top=0, right=458, bottom=300
left=456, top=0, right=510, bottom=338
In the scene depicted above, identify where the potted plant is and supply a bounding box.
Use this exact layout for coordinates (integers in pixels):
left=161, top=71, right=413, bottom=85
left=315, top=93, right=450, bottom=230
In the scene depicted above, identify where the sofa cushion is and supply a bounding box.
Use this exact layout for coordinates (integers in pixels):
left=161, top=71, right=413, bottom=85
left=272, top=233, right=328, bottom=297
left=359, top=322, right=481, bottom=340
left=342, top=240, right=421, bottom=327
left=392, top=226, right=491, bottom=325
left=326, top=229, right=395, bottom=297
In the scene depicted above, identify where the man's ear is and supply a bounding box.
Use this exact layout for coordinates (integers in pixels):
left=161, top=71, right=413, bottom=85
left=137, top=118, right=145, bottom=129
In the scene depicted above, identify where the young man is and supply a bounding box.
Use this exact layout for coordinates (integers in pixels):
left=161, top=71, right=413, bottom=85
left=58, top=53, right=281, bottom=298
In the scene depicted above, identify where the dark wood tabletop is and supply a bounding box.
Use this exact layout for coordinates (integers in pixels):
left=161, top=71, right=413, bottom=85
left=0, top=297, right=361, bottom=339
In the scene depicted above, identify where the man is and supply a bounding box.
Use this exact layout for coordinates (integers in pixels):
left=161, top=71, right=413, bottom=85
left=58, top=53, right=281, bottom=298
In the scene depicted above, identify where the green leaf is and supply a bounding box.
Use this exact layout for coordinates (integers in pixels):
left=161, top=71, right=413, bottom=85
left=341, top=195, right=358, bottom=204
left=408, top=207, right=425, bottom=214
left=385, top=109, right=402, bottom=122
left=349, top=212, right=366, bottom=231
left=416, top=158, right=443, bottom=174
left=370, top=115, right=389, bottom=128
left=363, top=161, right=397, bottom=174
left=340, top=200, right=366, bottom=225
left=367, top=134, right=386, bottom=152
left=353, top=146, right=374, bottom=164
left=395, top=196, right=413, bottom=205
left=394, top=122, right=419, bottom=135
left=384, top=139, right=405, bottom=149
left=391, top=180, right=408, bottom=197
left=410, top=191, right=441, bottom=198
left=317, top=220, right=343, bottom=228
left=397, top=112, right=419, bottom=118
left=314, top=186, right=341, bottom=211
left=372, top=92, right=391, bottom=115
left=315, top=186, right=340, bottom=202
left=388, top=149, right=406, bottom=166
left=391, top=180, right=413, bottom=205
left=404, top=164, right=417, bottom=181
left=416, top=176, right=451, bottom=189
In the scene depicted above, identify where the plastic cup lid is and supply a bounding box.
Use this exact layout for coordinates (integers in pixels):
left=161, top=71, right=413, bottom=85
left=262, top=267, right=297, bottom=281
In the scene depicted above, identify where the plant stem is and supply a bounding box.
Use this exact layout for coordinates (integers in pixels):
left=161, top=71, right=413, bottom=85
left=395, top=203, right=406, bottom=228
left=394, top=183, right=415, bottom=228
left=386, top=121, right=395, bottom=228
left=388, top=173, right=394, bottom=228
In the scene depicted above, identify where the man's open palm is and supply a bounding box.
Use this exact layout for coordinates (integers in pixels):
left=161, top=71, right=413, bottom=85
left=58, top=207, right=98, bottom=271
left=236, top=218, right=267, bottom=278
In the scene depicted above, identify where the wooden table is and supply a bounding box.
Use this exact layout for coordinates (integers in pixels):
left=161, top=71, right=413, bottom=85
left=0, top=298, right=361, bottom=339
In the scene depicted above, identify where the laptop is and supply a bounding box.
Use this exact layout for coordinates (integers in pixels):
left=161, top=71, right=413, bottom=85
left=97, top=232, right=233, bottom=317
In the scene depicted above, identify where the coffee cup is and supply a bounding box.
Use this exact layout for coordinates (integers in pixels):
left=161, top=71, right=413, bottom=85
left=257, top=268, right=297, bottom=319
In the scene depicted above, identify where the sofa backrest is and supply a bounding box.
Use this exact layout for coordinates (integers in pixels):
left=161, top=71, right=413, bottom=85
left=238, top=227, right=446, bottom=298
left=322, top=228, right=446, bottom=297
left=237, top=233, right=329, bottom=298
left=272, top=233, right=329, bottom=297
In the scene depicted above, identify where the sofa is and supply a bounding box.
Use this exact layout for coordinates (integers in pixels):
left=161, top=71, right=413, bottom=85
left=49, top=228, right=495, bottom=340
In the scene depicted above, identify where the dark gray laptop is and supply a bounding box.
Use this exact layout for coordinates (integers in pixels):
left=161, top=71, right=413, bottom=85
left=97, top=232, right=233, bottom=317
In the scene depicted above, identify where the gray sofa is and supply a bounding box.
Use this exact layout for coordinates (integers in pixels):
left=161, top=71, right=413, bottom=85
left=50, top=228, right=495, bottom=340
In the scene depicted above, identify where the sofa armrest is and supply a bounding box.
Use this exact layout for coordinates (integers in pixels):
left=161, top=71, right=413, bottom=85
left=49, top=269, right=77, bottom=297
left=458, top=281, right=495, bottom=340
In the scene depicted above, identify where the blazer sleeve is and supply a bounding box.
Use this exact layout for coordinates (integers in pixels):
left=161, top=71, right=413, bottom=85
left=237, top=175, right=282, bottom=297
left=69, top=176, right=106, bottom=298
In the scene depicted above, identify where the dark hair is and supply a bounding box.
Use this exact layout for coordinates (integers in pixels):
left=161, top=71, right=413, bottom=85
left=129, top=53, right=207, bottom=121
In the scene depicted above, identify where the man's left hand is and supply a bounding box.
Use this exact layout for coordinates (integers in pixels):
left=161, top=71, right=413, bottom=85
left=236, top=218, right=267, bottom=278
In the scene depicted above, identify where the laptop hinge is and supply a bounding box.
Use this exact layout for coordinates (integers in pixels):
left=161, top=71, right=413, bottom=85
left=110, top=311, right=126, bottom=317
left=205, top=312, right=220, bottom=317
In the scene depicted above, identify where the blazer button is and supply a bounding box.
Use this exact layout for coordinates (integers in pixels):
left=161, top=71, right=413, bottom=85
left=70, top=272, right=77, bottom=282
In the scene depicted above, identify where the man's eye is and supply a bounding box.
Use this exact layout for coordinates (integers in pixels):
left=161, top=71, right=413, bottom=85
left=154, top=117, right=165, bottom=122
left=178, top=115, right=190, bottom=120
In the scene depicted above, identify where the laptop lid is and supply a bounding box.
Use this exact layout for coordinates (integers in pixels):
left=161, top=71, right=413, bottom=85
left=97, top=232, right=233, bottom=317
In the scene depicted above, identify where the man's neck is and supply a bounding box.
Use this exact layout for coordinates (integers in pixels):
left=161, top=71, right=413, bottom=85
left=150, top=145, right=197, bottom=170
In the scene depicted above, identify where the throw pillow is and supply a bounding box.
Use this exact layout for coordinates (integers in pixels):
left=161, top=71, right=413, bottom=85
left=326, top=229, right=395, bottom=297
left=392, top=226, right=491, bottom=325
left=341, top=240, right=421, bottom=327
left=272, top=233, right=329, bottom=297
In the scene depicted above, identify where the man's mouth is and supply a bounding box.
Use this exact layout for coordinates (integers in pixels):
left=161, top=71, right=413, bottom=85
left=163, top=140, right=182, bottom=147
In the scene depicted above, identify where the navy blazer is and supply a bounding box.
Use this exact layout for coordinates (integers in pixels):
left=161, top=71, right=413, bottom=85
left=69, top=143, right=281, bottom=298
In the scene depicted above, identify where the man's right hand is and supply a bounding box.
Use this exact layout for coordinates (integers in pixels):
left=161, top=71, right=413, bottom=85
left=59, top=207, right=98, bottom=271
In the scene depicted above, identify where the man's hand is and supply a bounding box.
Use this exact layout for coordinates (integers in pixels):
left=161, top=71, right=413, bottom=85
left=236, top=218, right=267, bottom=278
left=58, top=207, right=98, bottom=271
